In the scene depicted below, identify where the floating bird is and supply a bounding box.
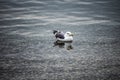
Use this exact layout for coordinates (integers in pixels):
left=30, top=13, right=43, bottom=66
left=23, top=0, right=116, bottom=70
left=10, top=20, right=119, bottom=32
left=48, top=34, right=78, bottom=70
left=53, top=30, right=73, bottom=42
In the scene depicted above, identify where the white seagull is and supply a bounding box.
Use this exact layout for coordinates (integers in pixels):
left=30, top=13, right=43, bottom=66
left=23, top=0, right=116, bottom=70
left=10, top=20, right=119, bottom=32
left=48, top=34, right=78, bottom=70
left=53, top=30, right=73, bottom=42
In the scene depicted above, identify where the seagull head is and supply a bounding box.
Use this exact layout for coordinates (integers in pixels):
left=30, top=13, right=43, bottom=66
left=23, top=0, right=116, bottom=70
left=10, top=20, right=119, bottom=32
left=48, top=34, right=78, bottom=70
left=66, top=32, right=74, bottom=36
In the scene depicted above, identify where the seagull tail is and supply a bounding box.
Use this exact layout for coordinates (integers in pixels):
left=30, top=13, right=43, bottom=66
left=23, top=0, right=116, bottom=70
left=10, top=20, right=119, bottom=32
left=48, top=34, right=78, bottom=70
left=53, top=30, right=59, bottom=34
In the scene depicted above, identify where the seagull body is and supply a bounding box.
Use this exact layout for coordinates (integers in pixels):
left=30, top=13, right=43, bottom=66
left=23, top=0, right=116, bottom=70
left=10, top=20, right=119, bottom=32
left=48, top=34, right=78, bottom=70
left=53, top=30, right=73, bottom=42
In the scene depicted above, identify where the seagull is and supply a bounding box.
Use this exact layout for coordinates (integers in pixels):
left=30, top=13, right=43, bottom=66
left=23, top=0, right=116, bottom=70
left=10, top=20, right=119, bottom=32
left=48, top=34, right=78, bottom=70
left=53, top=30, right=73, bottom=42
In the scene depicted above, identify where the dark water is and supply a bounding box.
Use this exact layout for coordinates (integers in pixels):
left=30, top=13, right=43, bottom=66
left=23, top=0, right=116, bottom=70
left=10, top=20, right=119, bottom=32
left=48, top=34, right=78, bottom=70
left=0, top=0, right=120, bottom=80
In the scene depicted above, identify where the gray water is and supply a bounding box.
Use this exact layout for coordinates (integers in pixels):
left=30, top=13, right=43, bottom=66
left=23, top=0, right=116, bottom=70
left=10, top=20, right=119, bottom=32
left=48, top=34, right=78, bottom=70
left=0, top=0, right=120, bottom=80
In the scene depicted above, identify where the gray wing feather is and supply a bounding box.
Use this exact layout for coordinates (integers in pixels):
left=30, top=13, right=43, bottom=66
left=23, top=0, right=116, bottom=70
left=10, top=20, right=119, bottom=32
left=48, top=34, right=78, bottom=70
left=55, top=33, right=64, bottom=39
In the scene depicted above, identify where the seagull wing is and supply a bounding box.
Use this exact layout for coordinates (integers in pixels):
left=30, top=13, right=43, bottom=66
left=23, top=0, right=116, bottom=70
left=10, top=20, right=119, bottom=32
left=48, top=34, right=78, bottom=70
left=55, top=33, right=64, bottom=39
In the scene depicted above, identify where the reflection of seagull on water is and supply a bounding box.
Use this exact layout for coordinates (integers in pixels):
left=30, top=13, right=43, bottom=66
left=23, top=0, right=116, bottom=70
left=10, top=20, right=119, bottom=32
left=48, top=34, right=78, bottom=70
left=53, top=30, right=73, bottom=42
left=53, top=41, right=73, bottom=50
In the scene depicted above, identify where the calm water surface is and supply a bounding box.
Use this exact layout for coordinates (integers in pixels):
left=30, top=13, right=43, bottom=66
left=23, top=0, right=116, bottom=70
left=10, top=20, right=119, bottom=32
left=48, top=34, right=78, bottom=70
left=0, top=0, right=120, bottom=80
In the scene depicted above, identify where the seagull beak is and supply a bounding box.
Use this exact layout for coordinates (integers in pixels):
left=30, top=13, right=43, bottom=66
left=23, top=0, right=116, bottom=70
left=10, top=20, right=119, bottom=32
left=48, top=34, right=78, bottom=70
left=70, top=33, right=74, bottom=36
